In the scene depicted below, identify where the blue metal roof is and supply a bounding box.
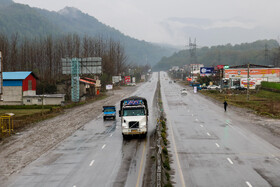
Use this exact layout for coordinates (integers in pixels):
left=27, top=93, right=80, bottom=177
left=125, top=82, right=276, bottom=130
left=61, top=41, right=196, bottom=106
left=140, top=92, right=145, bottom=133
left=3, top=72, right=32, bottom=80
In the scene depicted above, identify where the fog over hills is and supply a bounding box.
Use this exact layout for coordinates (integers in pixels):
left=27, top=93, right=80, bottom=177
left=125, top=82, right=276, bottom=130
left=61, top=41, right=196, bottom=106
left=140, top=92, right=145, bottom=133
left=0, top=0, right=177, bottom=66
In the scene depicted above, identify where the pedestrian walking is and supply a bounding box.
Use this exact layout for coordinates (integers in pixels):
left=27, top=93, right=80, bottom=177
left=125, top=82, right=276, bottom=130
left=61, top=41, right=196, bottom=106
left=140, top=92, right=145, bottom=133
left=223, top=100, right=228, bottom=112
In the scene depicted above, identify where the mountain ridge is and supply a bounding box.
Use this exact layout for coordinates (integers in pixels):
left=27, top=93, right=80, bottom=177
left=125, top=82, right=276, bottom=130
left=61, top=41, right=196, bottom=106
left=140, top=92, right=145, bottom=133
left=0, top=2, right=177, bottom=65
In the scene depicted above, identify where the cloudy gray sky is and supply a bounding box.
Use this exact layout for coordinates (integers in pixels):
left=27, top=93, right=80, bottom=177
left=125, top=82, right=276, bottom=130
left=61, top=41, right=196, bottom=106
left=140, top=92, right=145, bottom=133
left=13, top=0, right=280, bottom=47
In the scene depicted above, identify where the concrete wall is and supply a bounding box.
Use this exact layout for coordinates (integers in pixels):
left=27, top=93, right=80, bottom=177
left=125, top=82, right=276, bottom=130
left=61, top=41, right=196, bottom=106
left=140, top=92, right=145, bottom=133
left=23, top=95, right=65, bottom=105
left=2, top=86, right=22, bottom=102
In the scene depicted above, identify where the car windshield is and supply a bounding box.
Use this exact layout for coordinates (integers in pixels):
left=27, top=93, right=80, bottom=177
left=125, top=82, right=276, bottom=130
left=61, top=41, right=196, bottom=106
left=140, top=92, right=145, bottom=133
left=123, top=108, right=145, bottom=116
left=104, top=108, right=115, bottom=112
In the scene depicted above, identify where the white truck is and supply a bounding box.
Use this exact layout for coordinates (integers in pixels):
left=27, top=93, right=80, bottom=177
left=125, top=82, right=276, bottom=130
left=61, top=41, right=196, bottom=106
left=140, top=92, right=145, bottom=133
left=119, top=96, right=149, bottom=139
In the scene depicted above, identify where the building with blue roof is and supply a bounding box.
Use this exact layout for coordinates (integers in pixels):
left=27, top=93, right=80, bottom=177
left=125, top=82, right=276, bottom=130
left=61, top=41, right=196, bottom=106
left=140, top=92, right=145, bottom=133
left=2, top=72, right=38, bottom=105
left=1, top=71, right=64, bottom=105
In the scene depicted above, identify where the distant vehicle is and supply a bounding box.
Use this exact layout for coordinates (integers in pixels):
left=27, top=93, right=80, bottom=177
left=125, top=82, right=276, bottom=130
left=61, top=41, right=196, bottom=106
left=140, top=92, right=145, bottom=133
left=127, top=83, right=136, bottom=86
left=169, top=81, right=172, bottom=83
left=103, top=106, right=116, bottom=120
left=119, top=96, right=149, bottom=138
left=207, top=85, right=220, bottom=90
left=181, top=88, right=188, bottom=95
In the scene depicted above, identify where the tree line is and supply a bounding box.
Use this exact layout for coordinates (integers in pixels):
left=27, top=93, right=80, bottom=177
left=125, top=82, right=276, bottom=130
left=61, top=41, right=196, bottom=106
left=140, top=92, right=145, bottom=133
left=153, top=39, right=280, bottom=71
left=0, top=33, right=128, bottom=83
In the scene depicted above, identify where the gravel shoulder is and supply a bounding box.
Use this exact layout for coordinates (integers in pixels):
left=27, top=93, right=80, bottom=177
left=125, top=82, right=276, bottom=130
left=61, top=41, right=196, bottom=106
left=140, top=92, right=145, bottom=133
left=0, top=86, right=138, bottom=183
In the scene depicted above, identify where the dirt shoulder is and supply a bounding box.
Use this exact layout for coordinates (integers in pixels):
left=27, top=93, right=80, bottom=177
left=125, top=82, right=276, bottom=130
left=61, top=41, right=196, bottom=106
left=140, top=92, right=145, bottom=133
left=0, top=85, right=138, bottom=183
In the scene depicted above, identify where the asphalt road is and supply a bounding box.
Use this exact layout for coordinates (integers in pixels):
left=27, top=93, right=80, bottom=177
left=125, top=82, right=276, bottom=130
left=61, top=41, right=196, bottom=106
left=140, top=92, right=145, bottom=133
left=6, top=73, right=158, bottom=187
left=160, top=72, right=280, bottom=187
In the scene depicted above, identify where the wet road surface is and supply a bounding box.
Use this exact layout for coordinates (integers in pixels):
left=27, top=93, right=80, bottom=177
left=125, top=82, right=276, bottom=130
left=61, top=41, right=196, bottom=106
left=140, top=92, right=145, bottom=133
left=160, top=72, right=280, bottom=187
left=6, top=73, right=158, bottom=187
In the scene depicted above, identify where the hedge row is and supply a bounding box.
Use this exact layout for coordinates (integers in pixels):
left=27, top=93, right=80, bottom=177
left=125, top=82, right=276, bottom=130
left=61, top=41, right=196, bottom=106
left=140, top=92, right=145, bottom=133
left=261, top=81, right=280, bottom=90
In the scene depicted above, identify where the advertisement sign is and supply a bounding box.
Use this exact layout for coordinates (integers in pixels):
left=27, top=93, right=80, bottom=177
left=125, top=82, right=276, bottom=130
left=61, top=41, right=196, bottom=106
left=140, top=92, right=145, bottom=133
left=132, top=77, right=136, bottom=83
left=217, top=65, right=224, bottom=70
left=194, top=86, right=197, bottom=93
left=106, top=84, right=113, bottom=90
left=200, top=67, right=214, bottom=74
left=112, top=76, right=121, bottom=83
left=125, top=76, right=131, bottom=84
left=225, top=68, right=280, bottom=79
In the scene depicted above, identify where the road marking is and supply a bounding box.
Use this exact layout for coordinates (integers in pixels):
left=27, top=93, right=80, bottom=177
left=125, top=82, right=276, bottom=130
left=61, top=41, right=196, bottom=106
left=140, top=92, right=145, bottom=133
left=89, top=160, right=95, bottom=166
left=192, top=114, right=194, bottom=116
left=73, top=185, right=76, bottom=187
left=136, top=140, right=146, bottom=187
left=110, top=133, right=113, bottom=137
left=200, top=125, right=204, bottom=128
left=207, top=132, right=211, bottom=136
left=195, top=119, right=198, bottom=121
left=227, top=158, right=234, bottom=164
left=275, top=158, right=280, bottom=161
left=102, top=144, right=106, bottom=149
left=169, top=122, right=186, bottom=187
left=246, top=181, right=253, bottom=187
left=215, top=143, right=220, bottom=148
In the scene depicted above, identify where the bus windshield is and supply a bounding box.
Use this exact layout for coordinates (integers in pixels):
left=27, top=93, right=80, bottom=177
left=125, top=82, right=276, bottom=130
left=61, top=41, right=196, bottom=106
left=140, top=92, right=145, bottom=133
left=123, top=108, right=145, bottom=116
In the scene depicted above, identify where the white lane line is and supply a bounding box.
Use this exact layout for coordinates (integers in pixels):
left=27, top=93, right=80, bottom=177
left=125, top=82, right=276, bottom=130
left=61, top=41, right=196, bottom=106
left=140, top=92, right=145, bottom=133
left=110, top=133, right=113, bottom=137
left=192, top=114, right=194, bottom=116
left=215, top=143, right=220, bottom=148
left=102, top=144, right=106, bottom=149
left=195, top=119, right=198, bottom=121
left=207, top=132, right=211, bottom=136
left=73, top=185, right=76, bottom=187
left=246, top=181, right=253, bottom=187
left=89, top=160, right=95, bottom=166
left=200, top=125, right=204, bottom=128
left=227, top=158, right=234, bottom=165
left=275, top=158, right=280, bottom=161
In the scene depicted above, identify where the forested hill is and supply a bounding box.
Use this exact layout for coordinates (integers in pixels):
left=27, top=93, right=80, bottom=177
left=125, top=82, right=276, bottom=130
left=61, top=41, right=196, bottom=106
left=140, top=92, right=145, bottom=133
left=0, top=0, right=176, bottom=66
left=153, top=40, right=280, bottom=71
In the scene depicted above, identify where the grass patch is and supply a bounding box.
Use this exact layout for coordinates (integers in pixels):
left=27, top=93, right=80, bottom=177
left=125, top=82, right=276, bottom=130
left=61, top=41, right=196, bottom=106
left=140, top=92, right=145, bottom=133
left=201, top=89, right=280, bottom=118
left=0, top=109, right=50, bottom=117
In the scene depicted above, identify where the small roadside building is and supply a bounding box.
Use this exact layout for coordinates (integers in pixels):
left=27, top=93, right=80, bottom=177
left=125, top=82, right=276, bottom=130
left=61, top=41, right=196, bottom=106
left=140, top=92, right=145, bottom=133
left=2, top=71, right=37, bottom=105
left=1, top=71, right=65, bottom=105
left=224, top=64, right=280, bottom=89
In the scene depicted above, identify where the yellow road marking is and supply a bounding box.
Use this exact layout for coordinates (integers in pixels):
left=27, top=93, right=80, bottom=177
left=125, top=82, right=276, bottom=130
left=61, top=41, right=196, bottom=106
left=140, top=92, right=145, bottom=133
left=136, top=140, right=146, bottom=187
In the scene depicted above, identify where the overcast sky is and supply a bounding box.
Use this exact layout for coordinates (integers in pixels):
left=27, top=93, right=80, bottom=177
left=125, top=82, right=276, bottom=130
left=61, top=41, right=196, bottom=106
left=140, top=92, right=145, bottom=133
left=13, top=0, right=280, bottom=47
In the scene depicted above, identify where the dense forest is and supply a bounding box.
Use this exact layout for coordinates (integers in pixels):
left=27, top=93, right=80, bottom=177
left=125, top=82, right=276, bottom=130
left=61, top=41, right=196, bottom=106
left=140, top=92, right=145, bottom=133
left=0, top=0, right=176, bottom=66
left=153, top=40, right=280, bottom=70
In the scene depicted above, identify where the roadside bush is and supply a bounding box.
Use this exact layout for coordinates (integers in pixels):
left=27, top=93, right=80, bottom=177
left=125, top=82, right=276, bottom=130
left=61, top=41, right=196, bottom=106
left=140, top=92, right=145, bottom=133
left=261, top=81, right=280, bottom=90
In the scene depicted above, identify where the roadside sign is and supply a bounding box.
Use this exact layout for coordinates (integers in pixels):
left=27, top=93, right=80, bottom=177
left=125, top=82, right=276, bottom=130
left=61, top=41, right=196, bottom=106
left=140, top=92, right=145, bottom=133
left=194, top=86, right=197, bottom=93
left=125, top=76, right=131, bottom=84
left=106, top=84, right=113, bottom=90
left=224, top=65, right=229, bottom=69
left=200, top=67, right=214, bottom=74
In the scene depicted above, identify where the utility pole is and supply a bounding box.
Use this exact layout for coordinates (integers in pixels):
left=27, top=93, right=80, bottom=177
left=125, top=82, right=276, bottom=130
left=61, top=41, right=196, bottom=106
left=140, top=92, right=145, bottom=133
left=247, top=63, right=250, bottom=101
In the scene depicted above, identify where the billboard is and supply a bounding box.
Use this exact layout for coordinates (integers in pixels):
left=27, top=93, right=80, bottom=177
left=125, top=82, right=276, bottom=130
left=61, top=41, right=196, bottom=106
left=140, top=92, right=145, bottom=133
left=62, top=57, right=102, bottom=75
left=125, top=76, right=131, bottom=84
left=112, top=76, right=121, bottom=83
left=200, top=67, right=214, bottom=74
left=225, top=68, right=280, bottom=81
left=106, top=84, right=113, bottom=90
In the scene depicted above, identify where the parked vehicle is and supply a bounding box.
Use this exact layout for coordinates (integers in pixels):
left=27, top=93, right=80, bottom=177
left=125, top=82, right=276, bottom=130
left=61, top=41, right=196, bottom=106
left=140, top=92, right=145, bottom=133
left=103, top=106, right=116, bottom=120
left=207, top=85, right=220, bottom=90
left=119, top=96, right=148, bottom=138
